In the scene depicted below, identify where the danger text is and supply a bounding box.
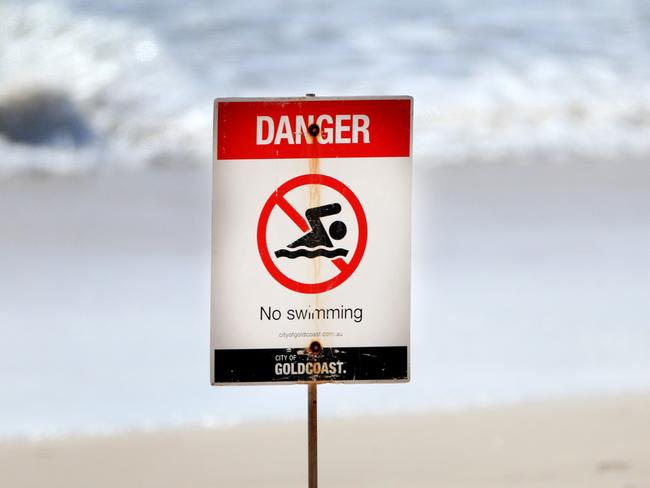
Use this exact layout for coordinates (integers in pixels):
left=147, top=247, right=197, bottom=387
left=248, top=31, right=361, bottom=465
left=256, top=114, right=370, bottom=145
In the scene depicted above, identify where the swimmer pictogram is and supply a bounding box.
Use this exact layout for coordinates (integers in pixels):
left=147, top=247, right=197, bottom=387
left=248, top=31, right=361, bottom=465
left=257, top=174, right=367, bottom=294
left=274, top=203, right=349, bottom=260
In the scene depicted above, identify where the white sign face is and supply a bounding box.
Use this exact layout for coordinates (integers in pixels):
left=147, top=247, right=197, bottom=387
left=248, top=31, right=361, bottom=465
left=211, top=96, right=412, bottom=384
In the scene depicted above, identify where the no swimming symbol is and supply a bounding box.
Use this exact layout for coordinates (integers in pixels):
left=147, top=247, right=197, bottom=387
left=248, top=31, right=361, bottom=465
left=257, top=174, right=367, bottom=294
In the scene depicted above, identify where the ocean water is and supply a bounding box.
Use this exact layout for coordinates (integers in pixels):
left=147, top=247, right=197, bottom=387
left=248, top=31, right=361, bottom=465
left=1, top=1, right=650, bottom=439
left=1, top=0, right=650, bottom=175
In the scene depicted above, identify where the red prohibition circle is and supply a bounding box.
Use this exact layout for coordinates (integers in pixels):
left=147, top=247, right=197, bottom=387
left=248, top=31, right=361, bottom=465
left=257, top=174, right=367, bottom=294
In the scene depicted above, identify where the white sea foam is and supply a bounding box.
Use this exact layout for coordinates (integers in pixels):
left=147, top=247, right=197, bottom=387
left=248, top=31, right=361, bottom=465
left=1, top=0, right=650, bottom=176
left=0, top=2, right=208, bottom=176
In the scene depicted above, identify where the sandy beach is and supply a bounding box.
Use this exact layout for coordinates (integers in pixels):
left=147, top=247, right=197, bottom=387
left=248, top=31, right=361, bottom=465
left=1, top=393, right=649, bottom=487
left=1, top=161, right=649, bottom=486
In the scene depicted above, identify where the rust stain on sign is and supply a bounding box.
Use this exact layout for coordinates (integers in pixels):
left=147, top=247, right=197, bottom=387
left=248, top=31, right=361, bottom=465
left=309, top=122, right=323, bottom=355
left=309, top=154, right=322, bottom=349
left=308, top=340, right=323, bottom=355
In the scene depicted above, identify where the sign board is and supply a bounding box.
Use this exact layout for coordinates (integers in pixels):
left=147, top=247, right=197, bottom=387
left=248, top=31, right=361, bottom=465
left=211, top=96, right=412, bottom=384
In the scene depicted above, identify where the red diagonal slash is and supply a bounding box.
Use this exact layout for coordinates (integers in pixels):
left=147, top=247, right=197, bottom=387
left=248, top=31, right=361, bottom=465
left=331, top=258, right=347, bottom=271
left=274, top=195, right=309, bottom=233
left=274, top=195, right=349, bottom=272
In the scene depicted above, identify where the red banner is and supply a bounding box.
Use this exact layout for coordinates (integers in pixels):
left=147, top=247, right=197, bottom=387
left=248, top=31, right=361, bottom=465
left=215, top=98, right=412, bottom=160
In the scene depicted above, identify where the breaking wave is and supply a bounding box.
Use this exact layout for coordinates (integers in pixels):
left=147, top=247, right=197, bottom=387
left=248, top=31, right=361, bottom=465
left=0, top=2, right=209, bottom=177
left=1, top=0, right=650, bottom=177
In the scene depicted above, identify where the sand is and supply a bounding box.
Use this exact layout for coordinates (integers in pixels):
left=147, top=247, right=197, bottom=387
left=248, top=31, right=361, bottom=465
left=1, top=161, right=649, bottom=486
left=1, top=393, right=649, bottom=487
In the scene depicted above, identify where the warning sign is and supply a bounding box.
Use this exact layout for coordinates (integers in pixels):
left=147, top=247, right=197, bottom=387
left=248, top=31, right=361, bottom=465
left=211, top=96, right=412, bottom=385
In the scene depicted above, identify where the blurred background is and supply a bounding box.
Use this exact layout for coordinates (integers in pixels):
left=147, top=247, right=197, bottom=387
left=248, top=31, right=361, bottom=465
left=1, top=0, right=649, bottom=439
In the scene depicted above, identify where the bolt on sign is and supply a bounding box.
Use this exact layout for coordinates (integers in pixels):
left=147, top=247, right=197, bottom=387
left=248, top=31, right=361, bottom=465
left=211, top=96, right=412, bottom=384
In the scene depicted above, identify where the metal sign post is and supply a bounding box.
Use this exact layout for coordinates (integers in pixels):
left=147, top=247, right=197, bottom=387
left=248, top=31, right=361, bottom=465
left=308, top=382, right=318, bottom=488
left=306, top=93, right=318, bottom=488
left=211, top=94, right=412, bottom=487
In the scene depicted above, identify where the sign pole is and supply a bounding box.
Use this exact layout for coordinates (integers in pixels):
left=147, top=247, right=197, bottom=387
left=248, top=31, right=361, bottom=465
left=306, top=92, right=318, bottom=488
left=211, top=93, right=412, bottom=487
left=308, top=382, right=318, bottom=488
